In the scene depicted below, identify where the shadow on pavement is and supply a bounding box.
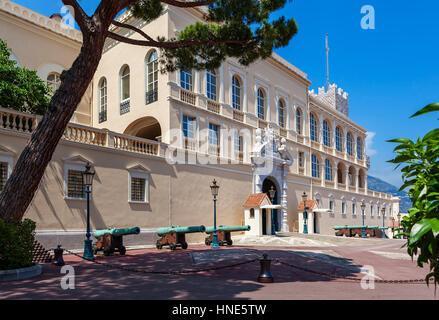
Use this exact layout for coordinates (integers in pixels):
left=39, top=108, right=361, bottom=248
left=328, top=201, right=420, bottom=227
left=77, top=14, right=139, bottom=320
left=0, top=247, right=363, bottom=300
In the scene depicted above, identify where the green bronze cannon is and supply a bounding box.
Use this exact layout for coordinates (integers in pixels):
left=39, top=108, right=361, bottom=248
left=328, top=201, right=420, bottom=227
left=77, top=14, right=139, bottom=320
left=93, top=227, right=140, bottom=256
left=204, top=225, right=251, bottom=246
left=156, top=225, right=205, bottom=250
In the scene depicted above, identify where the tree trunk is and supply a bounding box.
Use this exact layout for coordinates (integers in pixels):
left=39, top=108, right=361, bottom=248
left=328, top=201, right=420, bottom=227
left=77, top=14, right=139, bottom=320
left=0, top=31, right=107, bottom=222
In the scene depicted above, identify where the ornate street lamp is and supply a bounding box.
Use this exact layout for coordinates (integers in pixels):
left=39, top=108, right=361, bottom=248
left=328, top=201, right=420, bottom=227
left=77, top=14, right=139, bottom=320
left=210, top=179, right=220, bottom=249
left=302, top=192, right=308, bottom=234
left=397, top=212, right=401, bottom=239
left=269, top=186, right=276, bottom=235
left=381, top=207, right=386, bottom=238
left=82, top=162, right=95, bottom=261
left=361, top=201, right=366, bottom=238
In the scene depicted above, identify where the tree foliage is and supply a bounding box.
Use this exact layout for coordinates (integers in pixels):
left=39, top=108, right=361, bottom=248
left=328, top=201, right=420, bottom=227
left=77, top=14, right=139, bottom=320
left=388, top=103, right=439, bottom=286
left=127, top=0, right=298, bottom=71
left=0, top=39, right=50, bottom=115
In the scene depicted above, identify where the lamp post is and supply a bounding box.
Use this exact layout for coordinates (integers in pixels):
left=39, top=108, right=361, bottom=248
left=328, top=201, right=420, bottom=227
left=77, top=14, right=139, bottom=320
left=82, top=162, right=95, bottom=261
left=361, top=201, right=366, bottom=239
left=302, top=192, right=308, bottom=234
left=397, top=212, right=401, bottom=239
left=381, top=207, right=386, bottom=238
left=210, top=179, right=220, bottom=249
left=392, top=217, right=395, bottom=239
left=269, top=186, right=276, bottom=235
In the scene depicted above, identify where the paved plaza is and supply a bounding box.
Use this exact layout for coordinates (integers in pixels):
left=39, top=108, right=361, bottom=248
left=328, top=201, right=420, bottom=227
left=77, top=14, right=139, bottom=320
left=0, top=234, right=436, bottom=300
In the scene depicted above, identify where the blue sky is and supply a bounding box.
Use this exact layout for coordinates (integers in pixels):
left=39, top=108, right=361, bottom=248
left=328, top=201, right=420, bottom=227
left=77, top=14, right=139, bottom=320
left=12, top=0, right=439, bottom=187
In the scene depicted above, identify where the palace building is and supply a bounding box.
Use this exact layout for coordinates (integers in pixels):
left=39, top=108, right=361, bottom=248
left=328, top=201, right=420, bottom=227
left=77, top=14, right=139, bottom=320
left=0, top=0, right=399, bottom=245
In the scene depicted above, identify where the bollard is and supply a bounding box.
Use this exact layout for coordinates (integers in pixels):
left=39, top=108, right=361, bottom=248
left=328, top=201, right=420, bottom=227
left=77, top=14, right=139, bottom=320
left=53, top=245, right=65, bottom=266
left=257, top=254, right=274, bottom=283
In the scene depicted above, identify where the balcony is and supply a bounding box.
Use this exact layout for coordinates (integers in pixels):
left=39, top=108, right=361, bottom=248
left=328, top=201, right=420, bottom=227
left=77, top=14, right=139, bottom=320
left=120, top=99, right=130, bottom=115
left=184, top=137, right=197, bottom=151
left=235, top=151, right=244, bottom=163
left=296, top=135, right=305, bottom=144
left=146, top=89, right=158, bottom=105
left=180, top=89, right=196, bottom=105
left=323, top=145, right=333, bottom=154
left=233, top=109, right=244, bottom=122
left=298, top=167, right=305, bottom=175
left=311, top=140, right=320, bottom=149
left=337, top=183, right=346, bottom=189
left=335, top=150, right=345, bottom=158
left=280, top=128, right=288, bottom=138
left=258, top=119, right=268, bottom=129
left=207, top=99, right=221, bottom=114
left=208, top=144, right=220, bottom=156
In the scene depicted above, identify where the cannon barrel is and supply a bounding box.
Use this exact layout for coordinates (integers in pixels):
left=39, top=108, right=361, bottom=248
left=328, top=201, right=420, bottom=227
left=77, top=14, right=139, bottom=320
left=93, top=227, right=141, bottom=238
left=157, top=225, right=206, bottom=236
left=205, top=225, right=251, bottom=233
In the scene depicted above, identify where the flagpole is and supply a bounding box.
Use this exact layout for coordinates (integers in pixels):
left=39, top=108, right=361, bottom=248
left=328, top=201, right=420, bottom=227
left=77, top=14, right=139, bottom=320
left=326, top=33, right=330, bottom=90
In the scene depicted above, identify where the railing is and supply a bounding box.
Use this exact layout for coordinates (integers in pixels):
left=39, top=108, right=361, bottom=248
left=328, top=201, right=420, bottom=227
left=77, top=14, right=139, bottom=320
left=235, top=151, right=244, bottom=162
left=0, top=107, right=38, bottom=133
left=207, top=100, right=221, bottom=114
left=323, top=145, right=333, bottom=153
left=311, top=140, right=320, bottom=149
left=113, top=133, right=159, bottom=155
left=336, top=150, right=345, bottom=158
left=180, top=89, right=196, bottom=105
left=184, top=137, right=197, bottom=151
left=233, top=109, right=244, bottom=122
left=208, top=144, right=220, bottom=156
left=337, top=183, right=346, bottom=189
left=349, top=186, right=356, bottom=193
left=146, top=89, right=158, bottom=105
left=280, top=128, right=287, bottom=138
left=120, top=99, right=130, bottom=115
left=298, top=167, right=305, bottom=175
left=258, top=119, right=267, bottom=129
left=296, top=135, right=305, bottom=144
left=325, top=180, right=335, bottom=188
left=63, top=124, right=107, bottom=146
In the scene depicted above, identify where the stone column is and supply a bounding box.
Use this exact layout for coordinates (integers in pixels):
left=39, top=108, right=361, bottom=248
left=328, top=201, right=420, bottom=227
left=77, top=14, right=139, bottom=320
left=281, top=165, right=289, bottom=232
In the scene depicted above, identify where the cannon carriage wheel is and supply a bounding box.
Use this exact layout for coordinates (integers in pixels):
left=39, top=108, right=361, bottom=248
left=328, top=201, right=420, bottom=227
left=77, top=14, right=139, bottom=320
left=156, top=240, right=163, bottom=250
left=169, top=243, right=177, bottom=251
left=227, top=240, right=233, bottom=246
left=119, top=246, right=126, bottom=255
left=104, top=246, right=113, bottom=256
left=181, top=242, right=188, bottom=250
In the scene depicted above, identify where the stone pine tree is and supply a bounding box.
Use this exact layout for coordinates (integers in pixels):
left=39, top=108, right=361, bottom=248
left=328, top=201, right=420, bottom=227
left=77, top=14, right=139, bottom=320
left=0, top=0, right=298, bottom=222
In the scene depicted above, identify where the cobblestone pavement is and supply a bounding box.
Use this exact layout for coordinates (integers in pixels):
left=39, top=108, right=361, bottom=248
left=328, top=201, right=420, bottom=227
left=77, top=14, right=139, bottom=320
left=0, top=234, right=436, bottom=300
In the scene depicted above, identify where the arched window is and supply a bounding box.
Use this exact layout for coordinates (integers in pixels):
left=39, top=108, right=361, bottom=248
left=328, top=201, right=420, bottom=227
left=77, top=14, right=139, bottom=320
left=206, top=70, right=217, bottom=101
left=180, top=68, right=193, bottom=91
left=323, top=120, right=331, bottom=147
left=120, top=65, right=130, bottom=101
left=296, top=108, right=302, bottom=134
left=278, top=99, right=286, bottom=128
left=310, top=113, right=318, bottom=142
left=98, top=78, right=107, bottom=123
left=346, top=132, right=353, bottom=156
left=47, top=72, right=61, bottom=94
left=311, top=154, right=320, bottom=178
left=357, top=137, right=363, bottom=160
left=146, top=50, right=158, bottom=104
left=232, top=76, right=241, bottom=110
left=325, top=159, right=333, bottom=181
left=257, top=88, right=265, bottom=120
left=335, top=127, right=343, bottom=152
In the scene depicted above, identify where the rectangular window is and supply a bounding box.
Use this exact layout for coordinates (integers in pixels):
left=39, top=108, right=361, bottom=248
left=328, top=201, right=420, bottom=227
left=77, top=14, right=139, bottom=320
left=67, top=170, right=85, bottom=199
left=234, top=133, right=243, bottom=161
left=183, top=115, right=196, bottom=139
left=0, top=162, right=8, bottom=192
left=342, top=202, right=346, bottom=214
left=352, top=203, right=356, bottom=215
left=131, top=177, right=146, bottom=202
left=370, top=205, right=374, bottom=216
left=209, top=123, right=220, bottom=156
left=329, top=200, right=334, bottom=211
left=298, top=152, right=304, bottom=168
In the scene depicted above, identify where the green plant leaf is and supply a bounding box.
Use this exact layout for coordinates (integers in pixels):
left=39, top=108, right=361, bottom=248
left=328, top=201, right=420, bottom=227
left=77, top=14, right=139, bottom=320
left=409, top=220, right=433, bottom=245
left=410, top=103, right=439, bottom=118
